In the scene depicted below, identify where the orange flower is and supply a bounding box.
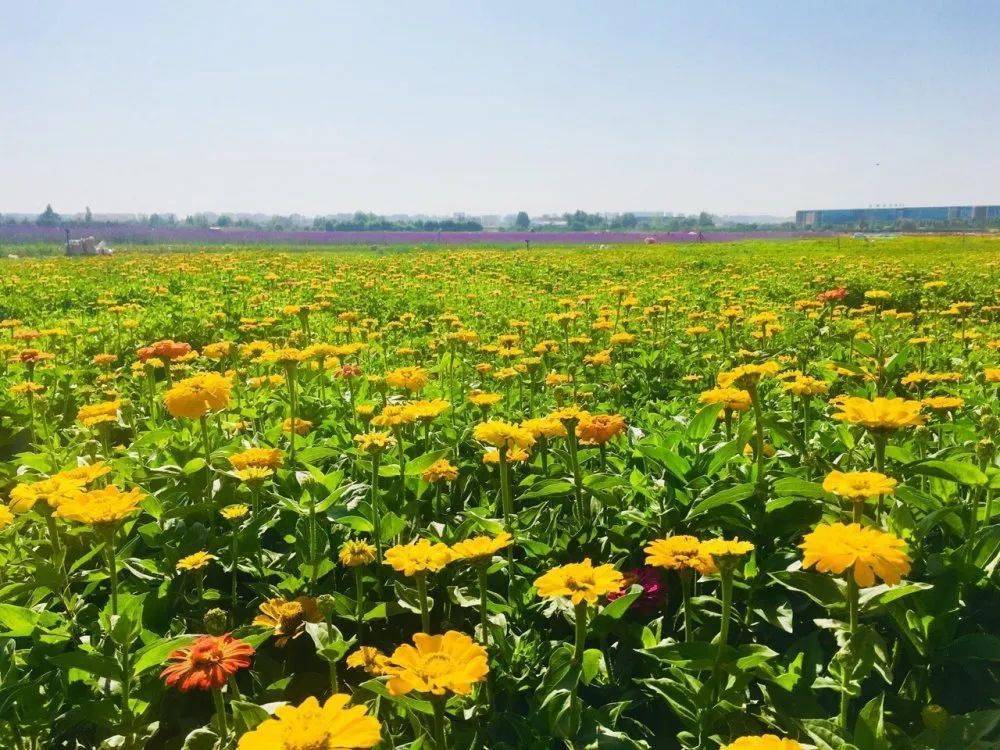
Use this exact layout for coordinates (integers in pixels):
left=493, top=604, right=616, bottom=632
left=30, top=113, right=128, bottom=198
left=160, top=634, right=254, bottom=692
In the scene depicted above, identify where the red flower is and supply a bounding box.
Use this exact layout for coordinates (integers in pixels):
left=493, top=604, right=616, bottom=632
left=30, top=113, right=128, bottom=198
left=137, top=339, right=192, bottom=362
left=817, top=287, right=847, bottom=303
left=160, top=634, right=254, bottom=692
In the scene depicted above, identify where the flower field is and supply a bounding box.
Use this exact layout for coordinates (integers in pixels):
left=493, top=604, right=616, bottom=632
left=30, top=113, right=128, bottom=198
left=0, top=236, right=998, bottom=750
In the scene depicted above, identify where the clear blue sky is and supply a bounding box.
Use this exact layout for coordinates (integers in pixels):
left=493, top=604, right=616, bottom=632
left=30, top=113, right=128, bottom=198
left=3, top=1, right=998, bottom=217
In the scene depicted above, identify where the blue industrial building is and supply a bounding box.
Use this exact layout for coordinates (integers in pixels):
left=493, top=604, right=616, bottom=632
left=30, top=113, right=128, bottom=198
left=795, top=205, right=1000, bottom=228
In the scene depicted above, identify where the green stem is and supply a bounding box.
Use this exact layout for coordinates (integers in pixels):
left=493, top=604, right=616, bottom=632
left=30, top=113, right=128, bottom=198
left=680, top=570, right=694, bottom=643
left=230, top=530, right=238, bottom=610
left=371, top=454, right=383, bottom=563
left=478, top=564, right=490, bottom=646
left=288, top=366, right=298, bottom=465
left=717, top=569, right=733, bottom=661
left=212, top=686, right=228, bottom=744
left=416, top=573, right=430, bottom=633
left=573, top=601, right=588, bottom=664
left=840, top=576, right=860, bottom=730
left=567, top=428, right=585, bottom=519
left=353, top=566, right=365, bottom=634
left=432, top=696, right=447, bottom=749
left=749, top=385, right=767, bottom=496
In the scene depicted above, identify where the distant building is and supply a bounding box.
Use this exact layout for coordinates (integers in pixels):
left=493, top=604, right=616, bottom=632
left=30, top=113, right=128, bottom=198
left=796, top=205, right=1000, bottom=228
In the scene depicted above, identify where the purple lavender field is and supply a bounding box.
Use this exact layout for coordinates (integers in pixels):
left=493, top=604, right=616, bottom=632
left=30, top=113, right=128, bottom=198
left=0, top=224, right=824, bottom=247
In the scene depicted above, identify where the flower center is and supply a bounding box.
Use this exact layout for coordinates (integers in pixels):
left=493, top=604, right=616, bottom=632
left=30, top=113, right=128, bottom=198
left=190, top=642, right=225, bottom=667
left=564, top=574, right=594, bottom=591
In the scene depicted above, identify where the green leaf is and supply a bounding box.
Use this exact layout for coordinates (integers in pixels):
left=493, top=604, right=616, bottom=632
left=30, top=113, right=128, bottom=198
left=358, top=678, right=434, bottom=715
left=182, top=457, right=207, bottom=475
left=231, top=700, right=270, bottom=733
left=0, top=604, right=62, bottom=636
left=640, top=641, right=719, bottom=670
left=906, top=460, right=987, bottom=486
left=580, top=648, right=606, bottom=685
left=858, top=582, right=931, bottom=612
left=942, top=634, right=1000, bottom=662
left=132, top=635, right=196, bottom=675
left=596, top=586, right=642, bottom=622
left=854, top=694, right=888, bottom=750
left=770, top=571, right=845, bottom=608
left=773, top=477, right=827, bottom=498
left=49, top=651, right=122, bottom=681
left=687, top=483, right=755, bottom=518
left=517, top=479, right=574, bottom=500
left=687, top=403, right=723, bottom=441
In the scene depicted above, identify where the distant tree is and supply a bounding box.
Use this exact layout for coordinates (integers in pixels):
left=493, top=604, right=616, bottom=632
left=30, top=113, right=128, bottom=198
left=84, top=206, right=93, bottom=223
left=697, top=212, right=715, bottom=228
left=514, top=211, right=531, bottom=230
left=37, top=204, right=60, bottom=226
left=216, top=215, right=233, bottom=227
left=620, top=212, right=638, bottom=229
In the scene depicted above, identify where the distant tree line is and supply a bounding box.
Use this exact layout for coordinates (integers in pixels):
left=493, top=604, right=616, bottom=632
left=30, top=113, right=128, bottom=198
left=522, top=210, right=723, bottom=232
left=310, top=212, right=483, bottom=232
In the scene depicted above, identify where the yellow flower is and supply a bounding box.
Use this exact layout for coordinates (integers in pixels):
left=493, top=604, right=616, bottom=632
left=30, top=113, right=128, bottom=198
left=833, top=396, right=924, bottom=431
left=0, top=505, right=14, bottom=530
left=985, top=368, right=1000, bottom=383
left=534, top=559, right=625, bottom=605
left=699, top=387, right=751, bottom=412
left=644, top=535, right=714, bottom=574
left=177, top=551, right=216, bottom=571
left=282, top=417, right=312, bottom=435
left=822, top=470, right=897, bottom=501
left=164, top=373, right=232, bottom=419
left=229, top=447, right=283, bottom=470
left=472, top=421, right=535, bottom=450
left=576, top=413, right=626, bottom=445
left=261, top=347, right=309, bottom=367
left=722, top=736, right=803, bottom=750
left=403, top=398, right=450, bottom=423
left=519, top=416, right=567, bottom=440
left=468, top=391, right=503, bottom=408
left=384, top=539, right=453, bottom=576
left=353, top=431, right=396, bottom=454
left=53, top=485, right=144, bottom=526
left=234, top=467, right=274, bottom=484
left=77, top=400, right=121, bottom=428
left=236, top=694, right=381, bottom=750
left=699, top=538, right=754, bottom=568
left=385, top=366, right=428, bottom=393
left=716, top=361, right=781, bottom=389
left=921, top=396, right=964, bottom=412
left=339, top=540, right=378, bottom=567
left=783, top=375, right=829, bottom=398
left=346, top=646, right=389, bottom=675
left=384, top=631, right=489, bottom=697
left=253, top=597, right=322, bottom=647
left=549, top=405, right=590, bottom=425
left=371, top=404, right=415, bottom=428
left=451, top=532, right=512, bottom=563
left=800, top=522, right=911, bottom=586
left=221, top=504, right=250, bottom=521
left=421, top=459, right=458, bottom=483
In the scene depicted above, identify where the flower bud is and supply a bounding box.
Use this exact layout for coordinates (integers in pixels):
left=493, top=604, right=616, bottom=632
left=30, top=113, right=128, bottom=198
left=921, top=704, right=949, bottom=732
left=316, top=594, right=336, bottom=619
left=975, top=438, right=995, bottom=464
left=203, top=607, right=229, bottom=635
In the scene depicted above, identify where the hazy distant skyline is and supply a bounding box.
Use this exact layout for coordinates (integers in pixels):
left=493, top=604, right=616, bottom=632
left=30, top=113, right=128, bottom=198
left=3, top=1, right=999, bottom=217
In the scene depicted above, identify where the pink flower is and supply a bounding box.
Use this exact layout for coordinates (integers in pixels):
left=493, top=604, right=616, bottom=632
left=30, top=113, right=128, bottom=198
left=607, top=566, right=666, bottom=613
